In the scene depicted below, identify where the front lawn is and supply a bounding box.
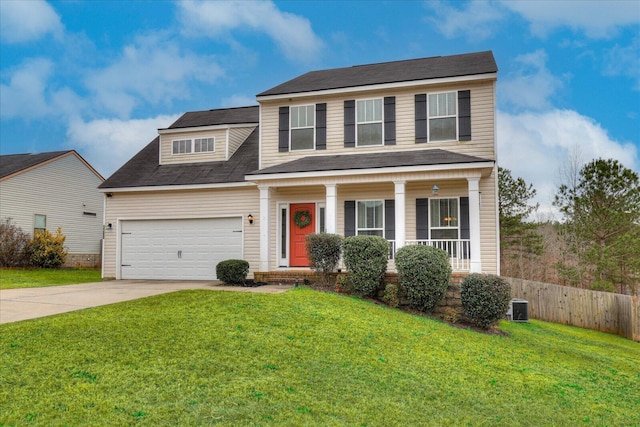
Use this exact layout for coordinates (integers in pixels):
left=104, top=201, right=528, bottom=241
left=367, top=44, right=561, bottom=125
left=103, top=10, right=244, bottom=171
left=0, top=268, right=101, bottom=289
left=1, top=288, right=638, bottom=426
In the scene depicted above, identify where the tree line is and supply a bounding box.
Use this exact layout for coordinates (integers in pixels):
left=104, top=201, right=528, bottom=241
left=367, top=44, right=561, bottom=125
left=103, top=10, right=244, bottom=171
left=499, top=157, right=640, bottom=295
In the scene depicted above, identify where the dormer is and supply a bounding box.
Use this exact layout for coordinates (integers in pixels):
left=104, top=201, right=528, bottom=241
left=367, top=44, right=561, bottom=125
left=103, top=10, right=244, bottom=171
left=158, top=106, right=259, bottom=165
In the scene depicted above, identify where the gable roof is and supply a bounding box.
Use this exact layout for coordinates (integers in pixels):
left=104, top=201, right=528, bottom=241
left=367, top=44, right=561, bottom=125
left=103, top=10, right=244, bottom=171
left=0, top=150, right=104, bottom=181
left=258, top=51, right=497, bottom=97
left=247, top=149, right=492, bottom=177
left=165, top=105, right=259, bottom=130
left=99, top=128, right=259, bottom=189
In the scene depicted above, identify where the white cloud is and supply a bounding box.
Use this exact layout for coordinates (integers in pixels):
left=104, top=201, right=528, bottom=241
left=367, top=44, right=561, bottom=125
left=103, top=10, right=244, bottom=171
left=500, top=50, right=563, bottom=110
left=498, top=109, right=639, bottom=217
left=0, top=58, right=55, bottom=119
left=425, top=0, right=504, bottom=41
left=67, top=115, right=180, bottom=178
left=603, top=36, right=640, bottom=90
left=0, top=0, right=63, bottom=43
left=178, top=0, right=324, bottom=63
left=221, top=94, right=257, bottom=107
left=85, top=34, right=223, bottom=118
left=500, top=0, right=640, bottom=39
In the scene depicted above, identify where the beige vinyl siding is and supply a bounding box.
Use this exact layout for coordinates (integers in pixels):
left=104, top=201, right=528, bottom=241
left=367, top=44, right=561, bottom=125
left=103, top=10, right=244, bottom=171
left=259, top=80, right=496, bottom=169
left=0, top=154, right=104, bottom=255
left=160, top=128, right=228, bottom=164
left=102, top=186, right=259, bottom=279
left=228, top=127, right=256, bottom=158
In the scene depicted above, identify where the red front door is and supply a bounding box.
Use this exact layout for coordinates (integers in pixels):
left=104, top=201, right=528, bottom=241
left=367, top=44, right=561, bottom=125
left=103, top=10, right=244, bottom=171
left=290, top=203, right=315, bottom=267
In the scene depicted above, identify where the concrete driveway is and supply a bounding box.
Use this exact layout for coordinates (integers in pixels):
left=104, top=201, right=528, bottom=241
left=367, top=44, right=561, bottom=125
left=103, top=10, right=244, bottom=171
left=0, top=280, right=292, bottom=324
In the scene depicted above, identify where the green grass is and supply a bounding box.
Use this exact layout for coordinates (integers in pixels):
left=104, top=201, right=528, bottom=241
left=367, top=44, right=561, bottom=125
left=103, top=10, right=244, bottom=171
left=0, top=268, right=101, bottom=289
left=1, top=288, right=638, bottom=426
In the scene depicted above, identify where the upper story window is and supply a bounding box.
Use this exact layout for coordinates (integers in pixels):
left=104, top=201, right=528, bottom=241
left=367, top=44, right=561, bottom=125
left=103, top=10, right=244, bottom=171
left=357, top=200, right=384, bottom=236
left=172, top=137, right=215, bottom=155
left=415, top=90, right=471, bottom=143
left=428, top=92, right=457, bottom=142
left=356, top=99, right=383, bottom=146
left=34, top=214, right=46, bottom=235
left=430, top=198, right=459, bottom=239
left=290, top=105, right=315, bottom=151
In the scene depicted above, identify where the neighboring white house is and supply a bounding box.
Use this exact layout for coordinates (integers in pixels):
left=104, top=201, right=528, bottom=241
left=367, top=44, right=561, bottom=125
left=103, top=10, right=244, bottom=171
left=0, top=150, right=105, bottom=267
left=100, top=51, right=499, bottom=281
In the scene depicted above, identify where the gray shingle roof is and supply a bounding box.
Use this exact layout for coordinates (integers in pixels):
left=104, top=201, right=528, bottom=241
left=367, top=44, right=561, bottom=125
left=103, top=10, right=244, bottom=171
left=167, top=105, right=259, bottom=129
left=248, top=149, right=492, bottom=176
left=99, top=128, right=259, bottom=189
left=258, top=51, right=497, bottom=97
left=1, top=150, right=74, bottom=179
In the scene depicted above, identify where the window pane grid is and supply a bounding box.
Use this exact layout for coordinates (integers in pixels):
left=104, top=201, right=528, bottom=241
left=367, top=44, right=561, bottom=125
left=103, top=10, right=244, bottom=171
left=172, top=139, right=192, bottom=154
left=194, top=137, right=214, bottom=152
left=291, top=105, right=315, bottom=151
left=356, top=99, right=383, bottom=146
left=428, top=92, right=457, bottom=142
left=357, top=201, right=383, bottom=236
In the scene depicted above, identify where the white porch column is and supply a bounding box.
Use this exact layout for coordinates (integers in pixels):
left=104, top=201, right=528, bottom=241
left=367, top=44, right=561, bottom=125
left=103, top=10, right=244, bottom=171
left=394, top=180, right=406, bottom=250
left=467, top=177, right=482, bottom=273
left=258, top=185, right=271, bottom=271
left=325, top=184, right=337, bottom=234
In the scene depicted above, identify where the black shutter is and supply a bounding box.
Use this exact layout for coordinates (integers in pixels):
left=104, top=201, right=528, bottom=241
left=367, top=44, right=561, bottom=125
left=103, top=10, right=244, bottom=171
left=278, top=107, right=289, bottom=152
left=344, top=200, right=356, bottom=237
left=460, top=197, right=470, bottom=259
left=316, top=103, right=327, bottom=150
left=416, top=198, right=429, bottom=239
left=384, top=96, right=396, bottom=145
left=415, top=94, right=428, bottom=143
left=458, top=90, right=471, bottom=141
left=344, top=100, right=355, bottom=148
left=385, top=199, right=395, bottom=240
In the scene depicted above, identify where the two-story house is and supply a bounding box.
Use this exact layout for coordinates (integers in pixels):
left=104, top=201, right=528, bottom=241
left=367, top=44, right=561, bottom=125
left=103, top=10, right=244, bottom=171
left=99, top=51, right=499, bottom=281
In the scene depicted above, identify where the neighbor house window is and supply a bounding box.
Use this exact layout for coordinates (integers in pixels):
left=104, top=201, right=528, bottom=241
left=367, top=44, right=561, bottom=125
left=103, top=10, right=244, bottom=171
left=34, top=214, right=46, bottom=235
left=428, top=92, right=457, bottom=142
left=430, top=198, right=459, bottom=239
left=290, top=105, right=315, bottom=150
left=194, top=137, right=214, bottom=152
left=172, top=139, right=192, bottom=154
left=356, top=99, right=383, bottom=146
left=357, top=200, right=383, bottom=236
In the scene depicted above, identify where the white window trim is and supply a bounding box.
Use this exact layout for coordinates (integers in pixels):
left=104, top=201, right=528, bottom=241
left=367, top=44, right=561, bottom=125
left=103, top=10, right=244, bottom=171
left=172, top=137, right=216, bottom=155
left=356, top=98, right=384, bottom=147
left=290, top=104, right=316, bottom=152
left=427, top=91, right=459, bottom=143
left=34, top=214, right=46, bottom=234
left=278, top=203, right=290, bottom=267
left=429, top=197, right=460, bottom=238
left=356, top=200, right=385, bottom=236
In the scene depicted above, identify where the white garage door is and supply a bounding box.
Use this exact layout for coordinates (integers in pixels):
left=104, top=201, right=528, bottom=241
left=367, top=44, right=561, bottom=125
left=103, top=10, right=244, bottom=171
left=120, top=218, right=243, bottom=280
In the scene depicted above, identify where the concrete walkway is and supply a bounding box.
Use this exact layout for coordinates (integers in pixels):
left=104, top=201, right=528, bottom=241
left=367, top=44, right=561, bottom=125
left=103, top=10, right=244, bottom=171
left=0, top=280, right=292, bottom=324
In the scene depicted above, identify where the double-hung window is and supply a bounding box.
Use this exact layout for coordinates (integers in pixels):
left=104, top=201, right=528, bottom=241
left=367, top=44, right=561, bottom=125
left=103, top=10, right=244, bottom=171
left=356, top=99, right=383, bottom=146
left=430, top=198, right=459, bottom=239
left=172, top=139, right=191, bottom=154
left=34, top=214, right=46, bottom=235
left=194, top=137, right=214, bottom=152
left=428, top=92, right=457, bottom=142
left=357, top=200, right=384, bottom=236
left=290, top=105, right=315, bottom=150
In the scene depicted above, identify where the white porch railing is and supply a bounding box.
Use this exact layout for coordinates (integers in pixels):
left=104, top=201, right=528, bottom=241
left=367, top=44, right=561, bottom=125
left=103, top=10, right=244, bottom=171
left=390, top=239, right=471, bottom=271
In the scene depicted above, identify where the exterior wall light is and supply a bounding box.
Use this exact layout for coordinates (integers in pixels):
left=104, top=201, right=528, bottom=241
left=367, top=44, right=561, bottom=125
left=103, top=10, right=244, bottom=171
left=432, top=185, right=439, bottom=195
left=248, top=214, right=254, bottom=224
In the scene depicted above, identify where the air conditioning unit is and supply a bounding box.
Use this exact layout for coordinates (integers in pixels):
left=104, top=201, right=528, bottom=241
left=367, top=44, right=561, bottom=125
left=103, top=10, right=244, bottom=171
left=507, top=299, right=529, bottom=322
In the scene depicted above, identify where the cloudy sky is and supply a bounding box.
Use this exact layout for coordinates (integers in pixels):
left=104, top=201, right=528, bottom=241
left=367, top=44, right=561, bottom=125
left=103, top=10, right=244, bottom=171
left=1, top=0, right=638, bottom=217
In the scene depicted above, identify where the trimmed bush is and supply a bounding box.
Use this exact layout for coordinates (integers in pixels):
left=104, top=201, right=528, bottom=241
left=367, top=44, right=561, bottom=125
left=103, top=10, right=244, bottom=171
left=382, top=283, right=400, bottom=308
left=395, top=244, right=452, bottom=312
left=461, top=273, right=511, bottom=329
left=0, top=218, right=31, bottom=267
left=342, top=235, right=388, bottom=297
left=216, top=259, right=249, bottom=285
left=29, top=227, right=67, bottom=268
left=306, top=233, right=342, bottom=284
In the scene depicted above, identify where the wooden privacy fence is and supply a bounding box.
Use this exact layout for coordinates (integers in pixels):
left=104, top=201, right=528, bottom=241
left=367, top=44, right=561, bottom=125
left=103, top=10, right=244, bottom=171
left=506, top=278, right=640, bottom=342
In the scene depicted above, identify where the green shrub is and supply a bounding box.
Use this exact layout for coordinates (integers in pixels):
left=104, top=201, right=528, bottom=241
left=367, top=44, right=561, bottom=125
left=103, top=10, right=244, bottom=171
left=342, top=235, right=389, bottom=297
left=216, top=259, right=249, bottom=285
left=395, top=244, right=452, bottom=312
left=0, top=218, right=31, bottom=267
left=29, top=227, right=67, bottom=268
left=306, top=233, right=342, bottom=284
left=382, top=283, right=399, bottom=308
left=461, top=273, right=511, bottom=329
